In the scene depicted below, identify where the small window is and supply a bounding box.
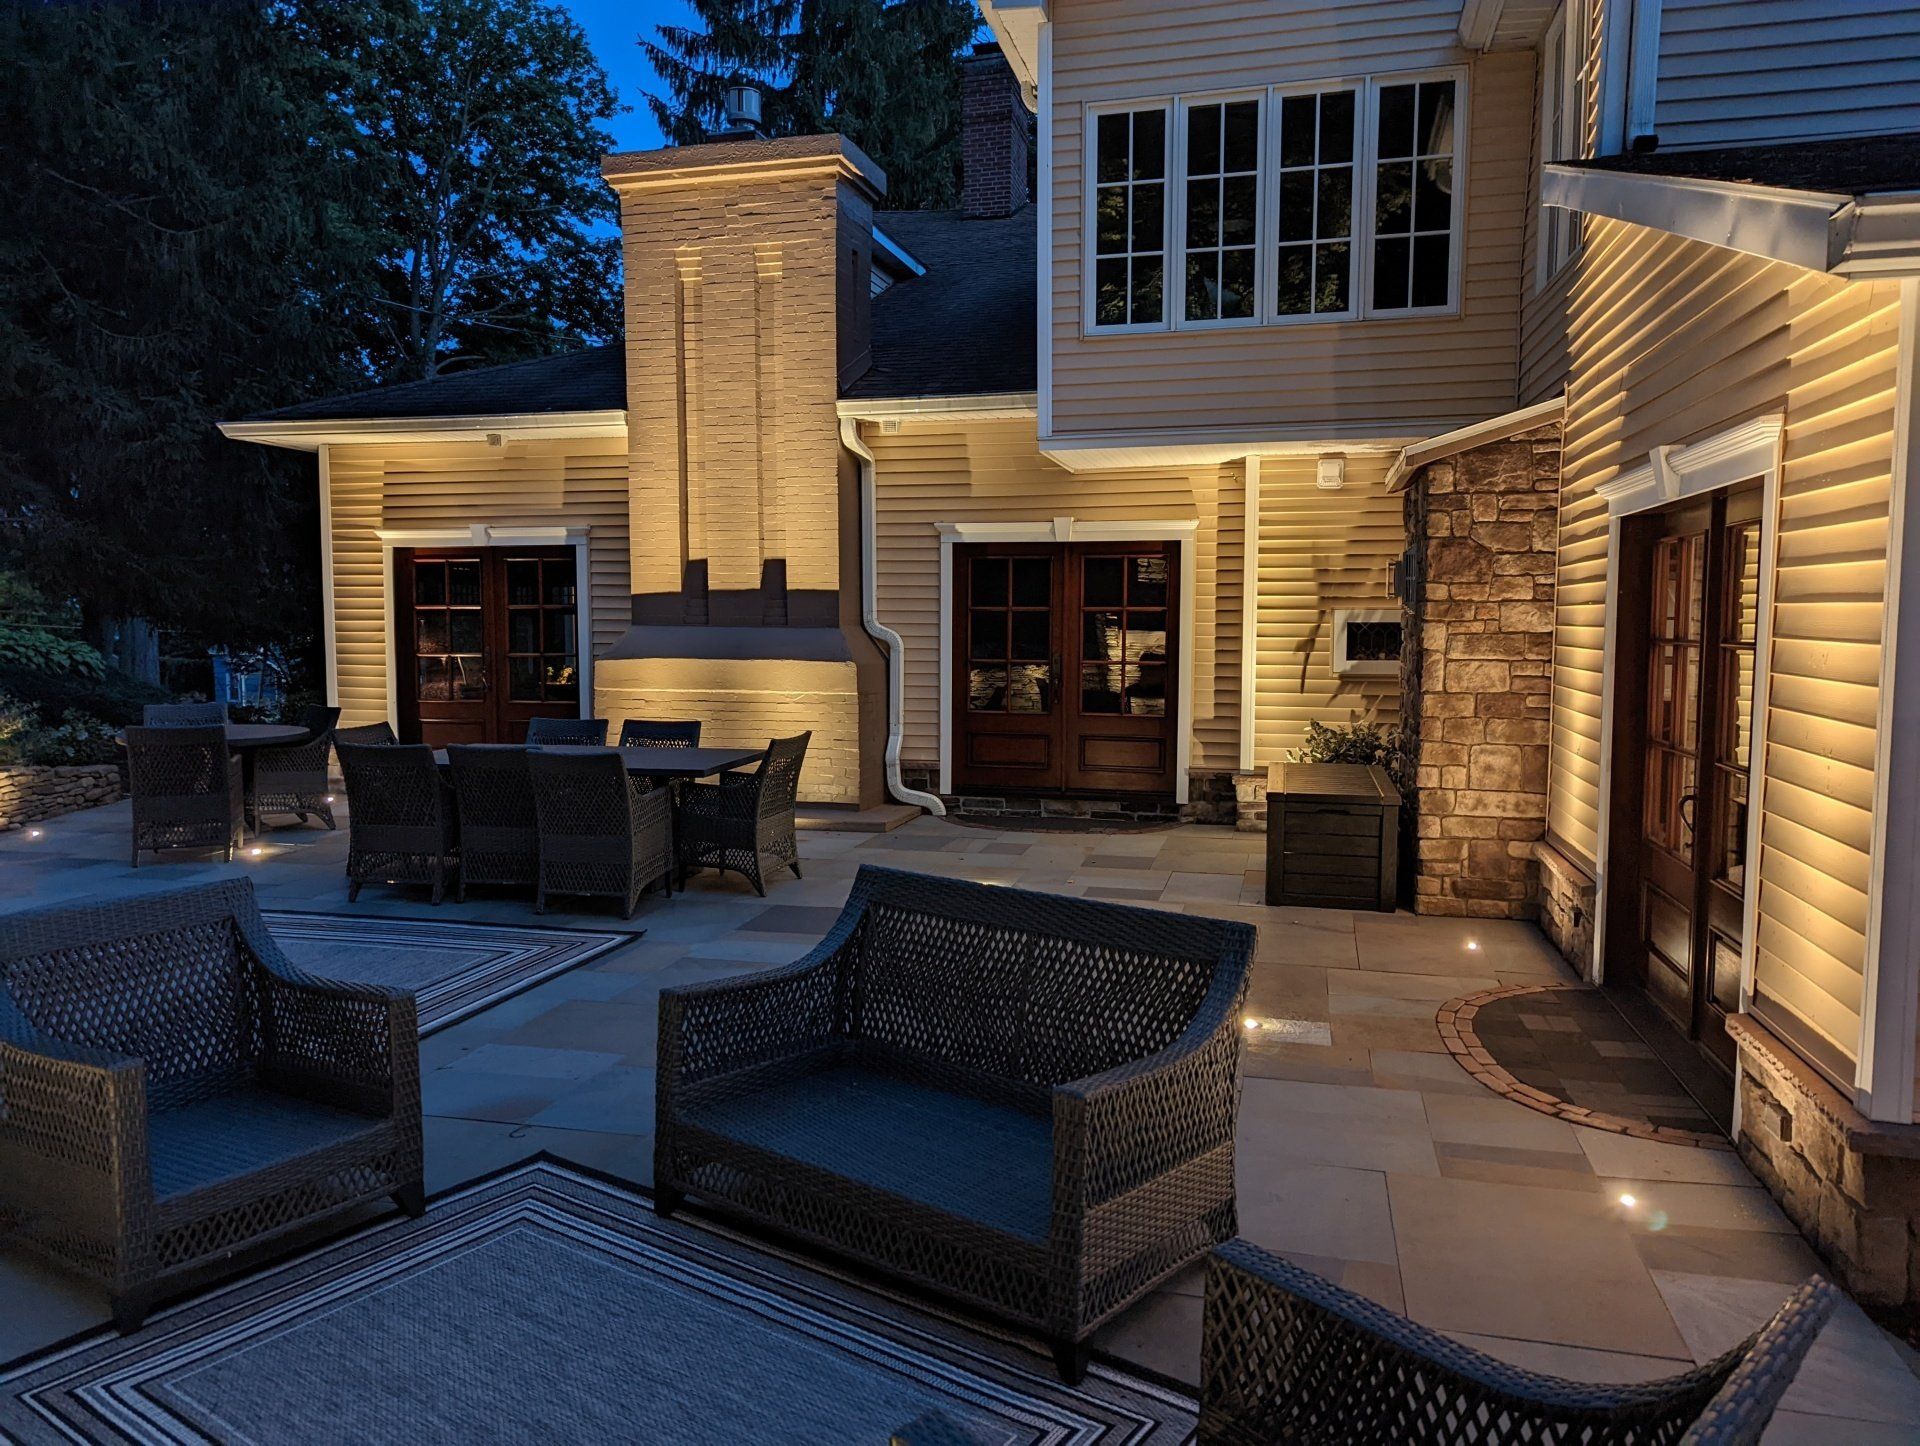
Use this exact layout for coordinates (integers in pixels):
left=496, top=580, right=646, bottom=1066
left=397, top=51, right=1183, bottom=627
left=1333, top=608, right=1403, bottom=677
left=1537, top=2, right=1586, bottom=284
left=1274, top=88, right=1357, bottom=318
left=1371, top=78, right=1457, bottom=313
left=1092, top=107, right=1169, bottom=328
left=1182, top=98, right=1262, bottom=322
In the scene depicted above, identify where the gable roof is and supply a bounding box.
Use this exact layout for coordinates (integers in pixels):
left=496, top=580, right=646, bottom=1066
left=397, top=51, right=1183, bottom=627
left=246, top=345, right=625, bottom=424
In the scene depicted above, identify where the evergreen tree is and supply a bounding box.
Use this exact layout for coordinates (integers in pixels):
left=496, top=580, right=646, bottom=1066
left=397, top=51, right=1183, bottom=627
left=644, top=0, right=982, bottom=210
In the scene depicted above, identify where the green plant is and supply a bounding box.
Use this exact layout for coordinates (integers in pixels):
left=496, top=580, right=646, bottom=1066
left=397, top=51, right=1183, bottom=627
left=0, top=623, right=107, bottom=680
left=1288, top=719, right=1412, bottom=795
left=0, top=693, right=121, bottom=767
left=0, top=666, right=168, bottom=726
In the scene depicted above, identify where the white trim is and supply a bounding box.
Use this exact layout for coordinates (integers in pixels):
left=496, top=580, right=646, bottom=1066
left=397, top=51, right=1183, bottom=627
left=1835, top=192, right=1920, bottom=281
left=1383, top=395, right=1565, bottom=491
left=1624, top=0, right=1663, bottom=147
left=1358, top=67, right=1470, bottom=322
left=1591, top=416, right=1784, bottom=1016
left=317, top=445, right=339, bottom=709
left=1858, top=277, right=1920, bottom=1122
left=1083, top=97, right=1176, bottom=336
left=978, top=0, right=1046, bottom=104
left=1238, top=455, right=1261, bottom=773
left=1171, top=89, right=1269, bottom=332
left=1544, top=165, right=1848, bottom=274
left=869, top=224, right=925, bottom=278
left=1265, top=78, right=1364, bottom=326
left=376, top=524, right=596, bottom=733
left=934, top=518, right=1199, bottom=803
left=1037, top=20, right=1053, bottom=438
left=839, top=416, right=945, bottom=815
left=835, top=393, right=1037, bottom=420
left=1041, top=424, right=1428, bottom=473
left=1332, top=608, right=1403, bottom=678
left=218, top=410, right=627, bottom=454
left=1458, top=0, right=1502, bottom=50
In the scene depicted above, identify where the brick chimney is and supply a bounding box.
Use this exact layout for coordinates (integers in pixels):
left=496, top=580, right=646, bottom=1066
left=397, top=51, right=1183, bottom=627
left=961, top=44, right=1030, bottom=219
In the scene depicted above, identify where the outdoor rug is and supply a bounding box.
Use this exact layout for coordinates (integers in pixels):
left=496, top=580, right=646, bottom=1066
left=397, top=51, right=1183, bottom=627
left=0, top=1159, right=1197, bottom=1444
left=260, top=912, right=628, bottom=1035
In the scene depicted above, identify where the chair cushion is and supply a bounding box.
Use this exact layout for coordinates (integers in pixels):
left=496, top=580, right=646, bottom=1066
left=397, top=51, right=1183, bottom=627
left=682, top=1065, right=1053, bottom=1242
left=148, top=1087, right=387, bottom=1202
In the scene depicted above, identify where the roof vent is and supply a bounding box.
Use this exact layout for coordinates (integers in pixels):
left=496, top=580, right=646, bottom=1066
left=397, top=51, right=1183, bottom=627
left=722, top=85, right=763, bottom=132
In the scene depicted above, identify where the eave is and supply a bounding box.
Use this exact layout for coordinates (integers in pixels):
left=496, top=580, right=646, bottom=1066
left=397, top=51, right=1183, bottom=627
left=1385, top=395, right=1565, bottom=492
left=218, top=410, right=628, bottom=453
left=1039, top=424, right=1440, bottom=474
left=979, top=0, right=1046, bottom=107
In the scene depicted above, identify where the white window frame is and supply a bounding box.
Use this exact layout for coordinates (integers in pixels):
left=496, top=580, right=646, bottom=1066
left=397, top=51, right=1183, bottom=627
left=1171, top=90, right=1268, bottom=332
left=1332, top=608, right=1403, bottom=677
left=1537, top=1, right=1585, bottom=286
left=1082, top=66, right=1469, bottom=336
left=1082, top=99, right=1175, bottom=336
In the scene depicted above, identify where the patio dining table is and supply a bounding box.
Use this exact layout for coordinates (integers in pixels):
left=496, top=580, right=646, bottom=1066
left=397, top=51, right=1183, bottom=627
left=429, top=744, right=765, bottom=779
left=115, top=723, right=312, bottom=753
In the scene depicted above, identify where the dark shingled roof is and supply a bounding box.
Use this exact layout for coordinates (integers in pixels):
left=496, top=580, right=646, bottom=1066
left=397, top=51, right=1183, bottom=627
left=1562, top=133, right=1920, bottom=196
left=248, top=344, right=625, bottom=423
left=843, top=204, right=1037, bottom=400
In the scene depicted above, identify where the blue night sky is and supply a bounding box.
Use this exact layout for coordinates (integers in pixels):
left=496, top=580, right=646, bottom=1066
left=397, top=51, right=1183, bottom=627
left=560, top=0, right=699, bottom=152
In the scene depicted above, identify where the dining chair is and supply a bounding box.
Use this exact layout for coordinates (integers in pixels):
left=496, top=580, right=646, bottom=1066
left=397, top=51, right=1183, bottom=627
left=447, top=744, right=539, bottom=901
left=618, top=719, right=703, bottom=749
left=526, top=717, right=609, bottom=746
left=676, top=732, right=808, bottom=896
left=333, top=721, right=399, bottom=747
left=247, top=704, right=341, bottom=830
left=528, top=749, right=672, bottom=918
left=338, top=742, right=457, bottom=904
left=125, top=726, right=244, bottom=866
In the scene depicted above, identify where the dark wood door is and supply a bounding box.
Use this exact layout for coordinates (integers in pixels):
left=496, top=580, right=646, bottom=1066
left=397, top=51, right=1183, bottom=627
left=1630, top=485, right=1760, bottom=1071
left=953, top=542, right=1178, bottom=796
left=396, top=547, right=581, bottom=745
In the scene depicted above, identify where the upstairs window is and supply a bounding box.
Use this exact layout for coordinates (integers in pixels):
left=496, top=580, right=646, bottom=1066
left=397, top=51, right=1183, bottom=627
left=1274, top=88, right=1357, bottom=318
left=1370, top=77, right=1458, bottom=313
left=1181, top=98, right=1262, bottom=323
left=1537, top=1, right=1586, bottom=283
left=1092, top=107, right=1168, bottom=328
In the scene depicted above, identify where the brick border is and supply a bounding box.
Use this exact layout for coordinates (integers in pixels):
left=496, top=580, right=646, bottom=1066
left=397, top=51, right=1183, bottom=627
left=1436, top=983, right=1731, bottom=1151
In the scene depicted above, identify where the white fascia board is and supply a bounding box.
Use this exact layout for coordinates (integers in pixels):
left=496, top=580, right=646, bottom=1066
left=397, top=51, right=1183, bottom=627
left=1458, top=0, right=1504, bottom=50
left=979, top=0, right=1046, bottom=106
left=218, top=410, right=628, bottom=453
left=871, top=224, right=926, bottom=278
left=1040, top=426, right=1436, bottom=474
left=1833, top=193, right=1920, bottom=281
left=1543, top=163, right=1849, bottom=274
left=836, top=392, right=1038, bottom=421
left=1384, top=395, right=1565, bottom=491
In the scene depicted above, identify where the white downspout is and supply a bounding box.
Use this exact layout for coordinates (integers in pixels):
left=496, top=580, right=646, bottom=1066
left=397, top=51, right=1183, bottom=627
left=841, top=415, right=945, bottom=815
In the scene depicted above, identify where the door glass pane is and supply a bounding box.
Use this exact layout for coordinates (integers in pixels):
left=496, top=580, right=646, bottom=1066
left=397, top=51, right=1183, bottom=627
left=1081, top=663, right=1126, bottom=714
left=509, top=611, right=540, bottom=653
left=416, top=612, right=449, bottom=654
left=1083, top=557, right=1123, bottom=606
left=1127, top=624, right=1168, bottom=663
left=1007, top=663, right=1049, bottom=714
left=543, top=566, right=577, bottom=606
left=1082, top=611, right=1122, bottom=660
left=970, top=609, right=1004, bottom=660
left=544, top=659, right=579, bottom=700
left=506, top=561, right=540, bottom=606
left=543, top=612, right=576, bottom=655
left=449, top=610, right=483, bottom=655
left=510, top=656, right=542, bottom=702
left=1130, top=663, right=1168, bottom=715
left=448, top=562, right=482, bottom=607
left=1718, top=773, right=1749, bottom=888
left=971, top=557, right=1008, bottom=607
left=414, top=563, right=446, bottom=606
left=1129, top=555, right=1169, bottom=606
left=969, top=666, right=1008, bottom=712
left=417, top=656, right=449, bottom=701
left=450, top=656, right=486, bottom=700
left=1728, top=525, right=1761, bottom=643
left=1010, top=610, right=1049, bottom=661
left=1011, top=557, right=1050, bottom=607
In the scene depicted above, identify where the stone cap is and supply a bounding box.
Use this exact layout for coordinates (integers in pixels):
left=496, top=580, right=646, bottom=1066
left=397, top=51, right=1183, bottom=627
left=1730, top=1012, right=1920, bottom=1159
left=601, top=132, right=887, bottom=200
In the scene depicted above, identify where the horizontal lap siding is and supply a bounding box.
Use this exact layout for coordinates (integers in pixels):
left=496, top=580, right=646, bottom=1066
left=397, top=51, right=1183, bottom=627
left=1655, top=1, right=1920, bottom=147
left=1048, top=0, right=1529, bottom=436
left=1553, top=217, right=1901, bottom=1079
left=865, top=416, right=1244, bottom=775
left=326, top=437, right=631, bottom=729
left=1252, top=455, right=1404, bottom=763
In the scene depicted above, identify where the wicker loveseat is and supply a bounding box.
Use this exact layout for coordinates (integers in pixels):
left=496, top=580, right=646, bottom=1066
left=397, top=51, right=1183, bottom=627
left=0, top=880, right=423, bottom=1331
left=655, top=865, right=1255, bottom=1382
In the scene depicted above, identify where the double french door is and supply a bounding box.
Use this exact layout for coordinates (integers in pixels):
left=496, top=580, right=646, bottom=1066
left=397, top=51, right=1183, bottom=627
left=953, top=542, right=1178, bottom=795
left=394, top=547, right=582, bottom=745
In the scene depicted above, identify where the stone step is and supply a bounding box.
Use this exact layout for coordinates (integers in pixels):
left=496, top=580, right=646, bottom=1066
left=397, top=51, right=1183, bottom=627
left=795, top=803, right=922, bottom=833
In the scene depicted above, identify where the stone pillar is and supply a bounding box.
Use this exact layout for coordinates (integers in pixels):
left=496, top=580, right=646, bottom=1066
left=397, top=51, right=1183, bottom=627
left=1401, top=422, right=1561, bottom=917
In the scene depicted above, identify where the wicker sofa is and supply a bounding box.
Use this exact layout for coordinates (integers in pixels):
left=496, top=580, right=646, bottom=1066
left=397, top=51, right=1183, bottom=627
left=655, top=865, right=1255, bottom=1381
left=0, top=880, right=423, bottom=1331
left=1199, top=1240, right=1836, bottom=1445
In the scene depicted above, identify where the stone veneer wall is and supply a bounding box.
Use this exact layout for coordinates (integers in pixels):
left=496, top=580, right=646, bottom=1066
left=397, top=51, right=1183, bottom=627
left=1402, top=423, right=1561, bottom=917
left=1532, top=839, right=1598, bottom=972
left=0, top=764, right=123, bottom=830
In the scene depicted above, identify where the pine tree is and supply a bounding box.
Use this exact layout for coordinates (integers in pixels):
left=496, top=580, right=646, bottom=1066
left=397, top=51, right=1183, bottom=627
left=644, top=0, right=982, bottom=210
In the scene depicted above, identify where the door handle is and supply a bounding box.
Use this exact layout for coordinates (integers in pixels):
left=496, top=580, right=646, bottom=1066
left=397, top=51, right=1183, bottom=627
left=1679, top=792, right=1697, bottom=835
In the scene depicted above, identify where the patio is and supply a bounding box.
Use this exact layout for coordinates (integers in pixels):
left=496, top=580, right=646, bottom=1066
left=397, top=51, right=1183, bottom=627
left=2, top=798, right=1917, bottom=1441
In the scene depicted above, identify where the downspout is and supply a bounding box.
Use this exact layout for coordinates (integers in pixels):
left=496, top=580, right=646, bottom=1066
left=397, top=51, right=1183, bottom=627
left=841, top=415, right=945, bottom=815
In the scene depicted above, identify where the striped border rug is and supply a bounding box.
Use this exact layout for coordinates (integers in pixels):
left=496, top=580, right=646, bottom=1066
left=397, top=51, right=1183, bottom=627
left=261, top=912, right=628, bottom=1035
left=0, top=1159, right=1197, bottom=1444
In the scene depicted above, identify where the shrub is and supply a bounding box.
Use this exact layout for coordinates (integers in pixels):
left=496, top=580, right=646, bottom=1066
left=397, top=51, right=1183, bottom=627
left=0, top=624, right=107, bottom=680
left=1288, top=719, right=1412, bottom=795
left=0, top=666, right=168, bottom=727
left=0, top=694, right=121, bottom=767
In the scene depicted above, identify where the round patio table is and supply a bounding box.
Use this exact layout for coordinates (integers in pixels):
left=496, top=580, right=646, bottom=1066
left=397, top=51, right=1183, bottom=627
left=115, top=723, right=312, bottom=752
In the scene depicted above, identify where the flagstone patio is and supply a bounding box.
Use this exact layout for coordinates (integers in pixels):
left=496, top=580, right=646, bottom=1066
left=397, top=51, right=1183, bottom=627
left=3, top=798, right=1917, bottom=1441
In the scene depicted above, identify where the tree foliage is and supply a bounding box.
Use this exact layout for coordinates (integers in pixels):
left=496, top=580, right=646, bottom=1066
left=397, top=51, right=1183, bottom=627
left=645, top=0, right=982, bottom=210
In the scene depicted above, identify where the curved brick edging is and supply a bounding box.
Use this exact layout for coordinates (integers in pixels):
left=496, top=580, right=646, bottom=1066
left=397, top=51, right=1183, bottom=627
left=0, top=763, right=124, bottom=832
left=1436, top=983, right=1732, bottom=1151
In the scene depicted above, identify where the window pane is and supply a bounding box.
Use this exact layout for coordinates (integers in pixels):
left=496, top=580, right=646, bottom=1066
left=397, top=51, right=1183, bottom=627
left=1130, top=555, right=1169, bottom=606
left=1081, top=664, right=1125, bottom=714
left=1377, top=84, right=1416, bottom=158
left=1130, top=258, right=1163, bottom=324
left=968, top=666, right=1007, bottom=712
left=1418, top=81, right=1456, bottom=156
left=1012, top=556, right=1050, bottom=606
left=1320, top=90, right=1355, bottom=163
left=1375, top=162, right=1412, bottom=232
left=1223, top=101, right=1260, bottom=171
left=1221, top=176, right=1258, bottom=245
left=1317, top=168, right=1352, bottom=237
left=1095, top=260, right=1128, bottom=325
left=1127, top=624, right=1168, bottom=663
left=543, top=611, right=576, bottom=655
left=1279, top=172, right=1314, bottom=243
left=544, top=666, right=578, bottom=703
left=543, top=566, right=576, bottom=606
left=1011, top=610, right=1049, bottom=661
left=1130, top=183, right=1162, bottom=252
left=1007, top=663, right=1049, bottom=714
left=447, top=562, right=481, bottom=607
left=506, top=561, right=539, bottom=606
left=1411, top=234, right=1451, bottom=308
left=417, top=656, right=448, bottom=701
left=969, top=608, right=1004, bottom=660
left=1221, top=248, right=1256, bottom=319
left=416, top=612, right=448, bottom=654
left=1083, top=610, right=1122, bottom=661
left=1373, top=237, right=1411, bottom=310
left=1316, top=241, right=1351, bottom=312
left=1280, top=95, right=1316, bottom=167
left=1132, top=109, right=1165, bottom=179
left=508, top=610, right=540, bottom=653
left=449, top=610, right=482, bottom=655
left=414, top=563, right=446, bottom=606
left=1187, top=103, right=1220, bottom=175
left=510, top=656, right=541, bottom=701
left=450, top=656, right=486, bottom=700
left=1275, top=245, right=1311, bottom=314
left=1097, top=113, right=1130, bottom=183
left=971, top=556, right=1008, bottom=606
left=1187, top=178, right=1219, bottom=248
left=1096, top=187, right=1127, bottom=254
left=1083, top=556, right=1124, bottom=605
left=1185, top=253, right=1217, bottom=322
left=1129, top=663, right=1168, bottom=716
left=1415, top=158, right=1453, bottom=231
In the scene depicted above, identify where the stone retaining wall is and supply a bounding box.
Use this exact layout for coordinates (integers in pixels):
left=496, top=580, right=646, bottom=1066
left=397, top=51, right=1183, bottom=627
left=0, top=763, right=124, bottom=831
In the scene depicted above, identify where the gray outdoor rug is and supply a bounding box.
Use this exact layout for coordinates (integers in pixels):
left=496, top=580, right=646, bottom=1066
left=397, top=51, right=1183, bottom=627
left=0, top=1159, right=1196, bottom=1444
left=260, top=912, right=628, bottom=1035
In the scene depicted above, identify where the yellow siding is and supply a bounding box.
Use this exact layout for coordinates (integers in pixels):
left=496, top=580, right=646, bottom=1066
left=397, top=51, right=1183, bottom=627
left=1251, top=455, right=1405, bottom=761
left=1551, top=218, right=1902, bottom=1078
left=325, top=437, right=631, bottom=729
left=1048, top=0, right=1530, bottom=437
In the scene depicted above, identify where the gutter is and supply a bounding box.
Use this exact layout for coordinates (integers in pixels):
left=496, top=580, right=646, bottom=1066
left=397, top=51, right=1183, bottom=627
left=218, top=409, right=628, bottom=453
left=839, top=414, right=946, bottom=816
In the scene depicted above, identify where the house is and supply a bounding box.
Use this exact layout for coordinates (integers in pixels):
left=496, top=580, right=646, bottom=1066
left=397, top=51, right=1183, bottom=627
left=222, top=0, right=1920, bottom=1307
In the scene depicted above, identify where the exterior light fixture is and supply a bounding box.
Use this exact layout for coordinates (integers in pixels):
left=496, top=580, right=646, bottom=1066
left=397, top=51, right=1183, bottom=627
left=1316, top=455, right=1346, bottom=490
left=26, top=827, right=43, bottom=839
left=248, top=846, right=264, bottom=859
left=1243, top=1016, right=1259, bottom=1031
left=1465, top=939, right=1480, bottom=951
left=1618, top=1193, right=1637, bottom=1208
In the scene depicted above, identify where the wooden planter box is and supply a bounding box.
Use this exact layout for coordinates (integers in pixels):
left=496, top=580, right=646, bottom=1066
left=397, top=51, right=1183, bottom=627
left=1264, top=763, right=1400, bottom=911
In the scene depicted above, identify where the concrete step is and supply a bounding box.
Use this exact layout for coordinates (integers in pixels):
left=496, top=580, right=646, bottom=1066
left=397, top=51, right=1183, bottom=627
left=795, top=803, right=922, bottom=834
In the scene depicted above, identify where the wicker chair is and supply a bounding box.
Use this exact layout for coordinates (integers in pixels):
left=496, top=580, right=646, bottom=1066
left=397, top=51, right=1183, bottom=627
left=676, top=731, right=804, bottom=895
left=525, top=716, right=608, bottom=746
left=338, top=742, right=457, bottom=905
left=448, top=744, right=538, bottom=901
left=125, top=725, right=244, bottom=866
left=1198, top=1240, right=1838, bottom=1445
left=0, top=879, right=423, bottom=1332
left=656, top=865, right=1255, bottom=1382
left=142, top=701, right=229, bottom=727
left=334, top=721, right=398, bottom=747
left=618, top=718, right=702, bottom=749
left=528, top=749, right=673, bottom=918
left=247, top=705, right=340, bottom=831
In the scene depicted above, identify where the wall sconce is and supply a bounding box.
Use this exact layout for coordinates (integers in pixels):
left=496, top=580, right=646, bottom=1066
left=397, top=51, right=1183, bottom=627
left=1316, top=455, right=1346, bottom=490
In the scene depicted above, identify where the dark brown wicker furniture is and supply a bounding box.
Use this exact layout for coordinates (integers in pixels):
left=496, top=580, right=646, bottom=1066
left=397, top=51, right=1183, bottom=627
left=247, top=705, right=341, bottom=831
left=334, top=721, right=398, bottom=747
left=142, top=702, right=230, bottom=727
left=338, top=742, right=458, bottom=904
left=125, top=725, right=245, bottom=866
left=656, top=865, right=1255, bottom=1383
left=448, top=744, right=539, bottom=901
left=1198, top=1240, right=1836, bottom=1445
left=618, top=719, right=702, bottom=749
left=0, top=879, right=423, bottom=1332
left=525, top=716, right=609, bottom=745
left=528, top=749, right=674, bottom=917
left=676, top=731, right=805, bottom=895
left=1265, top=762, right=1401, bottom=911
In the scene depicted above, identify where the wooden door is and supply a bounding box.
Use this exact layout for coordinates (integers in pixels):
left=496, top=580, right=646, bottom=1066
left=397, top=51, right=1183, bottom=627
left=396, top=547, right=581, bottom=745
left=1629, top=485, right=1760, bottom=1071
left=952, top=542, right=1179, bottom=797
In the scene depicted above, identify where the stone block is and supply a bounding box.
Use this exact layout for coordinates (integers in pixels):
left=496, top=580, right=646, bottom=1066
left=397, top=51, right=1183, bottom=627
left=1444, top=659, right=1512, bottom=693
